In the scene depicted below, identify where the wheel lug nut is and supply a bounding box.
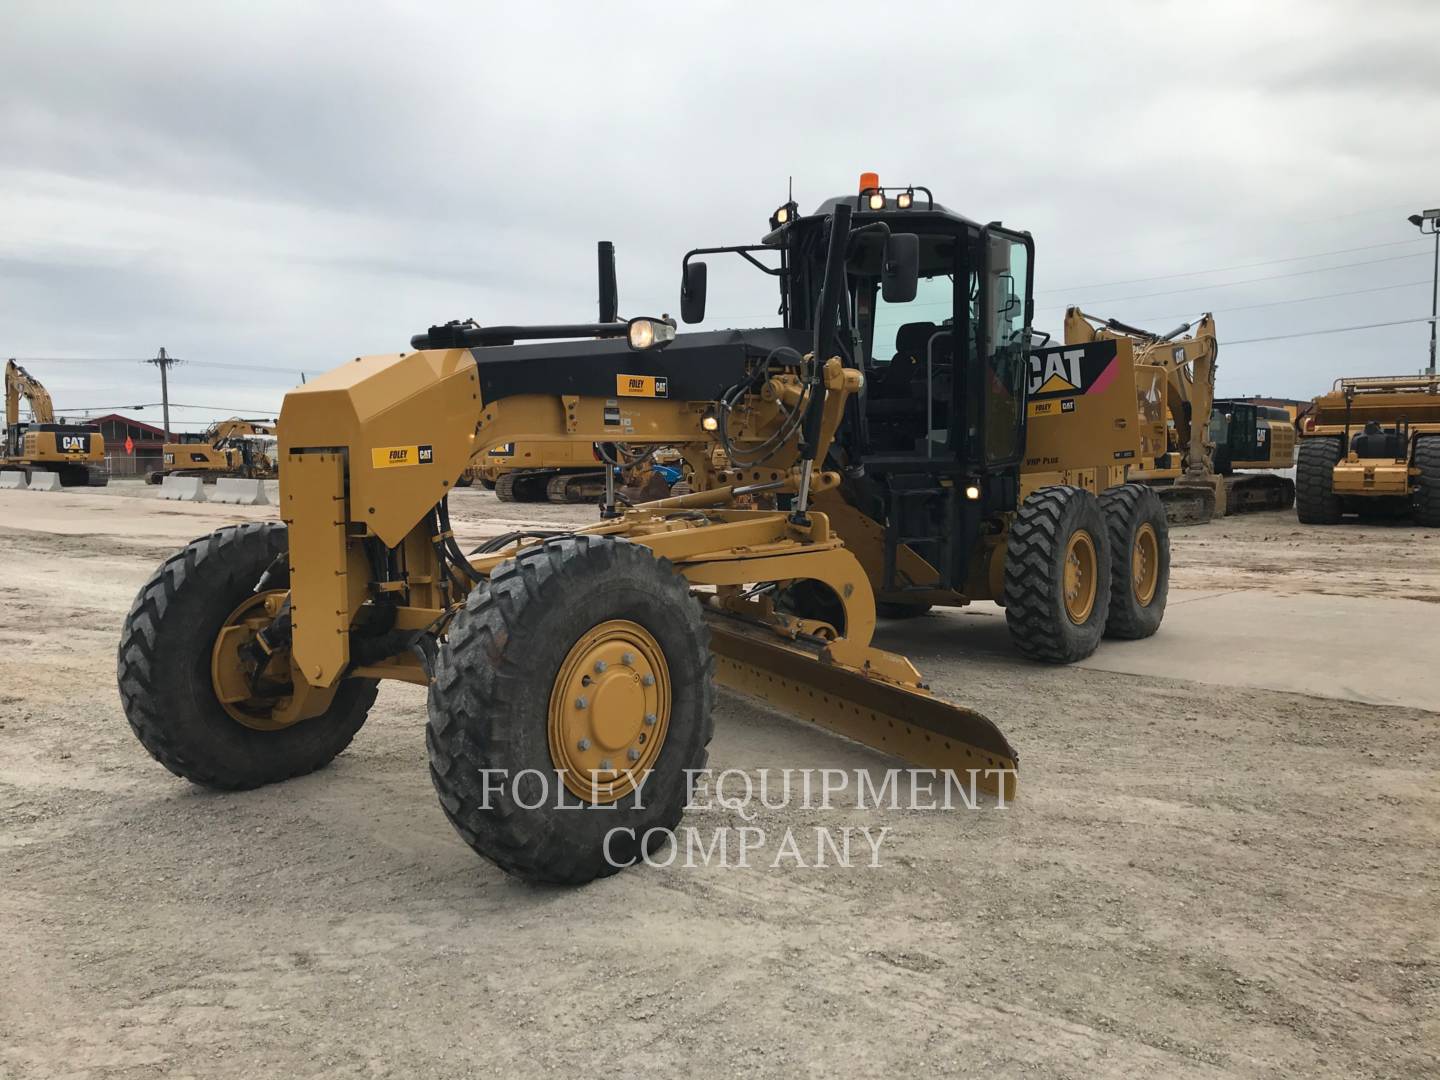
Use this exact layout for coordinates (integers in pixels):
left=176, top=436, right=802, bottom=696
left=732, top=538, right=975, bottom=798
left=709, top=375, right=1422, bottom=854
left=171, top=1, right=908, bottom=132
left=577, top=738, right=591, bottom=751
left=621, top=652, right=636, bottom=665
left=594, top=660, right=607, bottom=673
left=627, top=749, right=640, bottom=762
left=575, top=695, right=588, bottom=709
left=641, top=674, right=655, bottom=687
left=600, top=759, right=613, bottom=771
left=643, top=713, right=657, bottom=726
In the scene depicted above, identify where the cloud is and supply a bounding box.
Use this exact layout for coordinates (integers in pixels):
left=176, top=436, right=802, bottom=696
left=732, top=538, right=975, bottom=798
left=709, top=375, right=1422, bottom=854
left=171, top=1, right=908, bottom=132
left=2, top=0, right=1437, bottom=422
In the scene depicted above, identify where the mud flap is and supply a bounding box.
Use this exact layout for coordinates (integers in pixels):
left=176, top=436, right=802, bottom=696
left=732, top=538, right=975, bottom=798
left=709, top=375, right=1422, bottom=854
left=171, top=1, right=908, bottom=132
left=705, top=618, right=1018, bottom=800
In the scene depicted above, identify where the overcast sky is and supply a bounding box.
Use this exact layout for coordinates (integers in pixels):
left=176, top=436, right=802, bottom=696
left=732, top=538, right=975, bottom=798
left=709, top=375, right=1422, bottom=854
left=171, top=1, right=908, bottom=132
left=3, top=0, right=1437, bottom=429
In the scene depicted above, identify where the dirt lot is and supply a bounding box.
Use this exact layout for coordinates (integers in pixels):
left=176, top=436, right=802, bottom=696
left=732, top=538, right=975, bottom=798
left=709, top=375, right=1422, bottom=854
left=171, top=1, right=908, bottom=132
left=1, top=482, right=1436, bottom=1079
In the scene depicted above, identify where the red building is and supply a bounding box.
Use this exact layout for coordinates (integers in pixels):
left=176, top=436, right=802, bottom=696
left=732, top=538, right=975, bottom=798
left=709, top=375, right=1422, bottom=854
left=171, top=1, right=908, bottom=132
left=91, top=414, right=172, bottom=478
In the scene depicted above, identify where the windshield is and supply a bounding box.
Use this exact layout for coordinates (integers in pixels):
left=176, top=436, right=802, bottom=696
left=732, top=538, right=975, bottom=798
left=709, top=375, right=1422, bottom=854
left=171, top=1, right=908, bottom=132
left=869, top=274, right=954, bottom=364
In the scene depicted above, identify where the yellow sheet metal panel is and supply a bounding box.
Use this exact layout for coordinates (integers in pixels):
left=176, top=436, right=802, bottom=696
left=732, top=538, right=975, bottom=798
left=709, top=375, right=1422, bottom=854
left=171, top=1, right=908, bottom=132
left=281, top=451, right=350, bottom=688
left=279, top=349, right=479, bottom=549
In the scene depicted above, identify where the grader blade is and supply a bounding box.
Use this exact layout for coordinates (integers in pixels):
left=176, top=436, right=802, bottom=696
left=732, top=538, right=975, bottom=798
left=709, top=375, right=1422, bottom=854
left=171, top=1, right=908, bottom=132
left=705, top=619, right=1018, bottom=800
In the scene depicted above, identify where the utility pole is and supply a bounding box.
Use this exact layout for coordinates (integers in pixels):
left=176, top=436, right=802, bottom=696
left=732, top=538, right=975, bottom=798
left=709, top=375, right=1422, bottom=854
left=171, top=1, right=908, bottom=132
left=145, top=347, right=182, bottom=441
left=1407, top=209, right=1439, bottom=375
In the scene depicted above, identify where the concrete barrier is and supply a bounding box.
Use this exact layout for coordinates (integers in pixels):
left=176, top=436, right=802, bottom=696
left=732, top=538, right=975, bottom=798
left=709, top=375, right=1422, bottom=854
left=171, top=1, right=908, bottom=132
left=0, top=470, right=27, bottom=490
left=158, top=475, right=207, bottom=502
left=26, top=471, right=62, bottom=492
left=211, top=478, right=269, bottom=505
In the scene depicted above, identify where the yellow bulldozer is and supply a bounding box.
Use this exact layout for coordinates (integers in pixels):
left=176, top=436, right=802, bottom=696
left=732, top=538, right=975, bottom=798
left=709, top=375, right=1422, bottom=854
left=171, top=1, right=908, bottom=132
left=3, top=359, right=108, bottom=486
left=1296, top=374, right=1440, bottom=524
left=116, top=178, right=1173, bottom=884
left=148, top=417, right=279, bottom=484
left=1063, top=310, right=1295, bottom=523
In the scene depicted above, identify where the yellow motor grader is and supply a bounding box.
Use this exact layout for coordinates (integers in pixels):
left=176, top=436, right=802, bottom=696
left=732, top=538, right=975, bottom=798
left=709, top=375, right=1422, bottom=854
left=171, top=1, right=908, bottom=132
left=117, top=180, right=1170, bottom=884
left=1296, top=374, right=1440, bottom=524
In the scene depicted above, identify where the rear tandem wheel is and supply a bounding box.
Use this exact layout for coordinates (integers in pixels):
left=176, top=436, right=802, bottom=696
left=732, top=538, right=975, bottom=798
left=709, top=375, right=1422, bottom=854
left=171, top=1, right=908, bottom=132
left=1003, top=485, right=1113, bottom=664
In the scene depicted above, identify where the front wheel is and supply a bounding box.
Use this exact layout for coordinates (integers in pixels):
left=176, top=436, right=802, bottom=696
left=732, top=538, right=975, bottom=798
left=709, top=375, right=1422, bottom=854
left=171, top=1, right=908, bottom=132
left=1414, top=436, right=1440, bottom=527
left=116, top=522, right=377, bottom=790
left=1296, top=436, right=1344, bottom=524
left=1099, top=484, right=1169, bottom=639
left=426, top=536, right=714, bottom=885
left=1003, top=486, right=1112, bottom=664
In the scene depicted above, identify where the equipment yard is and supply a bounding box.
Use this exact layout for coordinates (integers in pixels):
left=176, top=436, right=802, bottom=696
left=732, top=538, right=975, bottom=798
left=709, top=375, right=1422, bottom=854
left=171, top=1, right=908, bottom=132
left=2, top=482, right=1435, bottom=1080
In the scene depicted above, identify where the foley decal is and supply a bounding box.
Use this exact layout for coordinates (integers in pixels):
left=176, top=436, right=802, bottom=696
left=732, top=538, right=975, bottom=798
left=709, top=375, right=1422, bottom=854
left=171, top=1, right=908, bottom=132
left=371, top=444, right=435, bottom=469
left=616, top=374, right=668, bottom=398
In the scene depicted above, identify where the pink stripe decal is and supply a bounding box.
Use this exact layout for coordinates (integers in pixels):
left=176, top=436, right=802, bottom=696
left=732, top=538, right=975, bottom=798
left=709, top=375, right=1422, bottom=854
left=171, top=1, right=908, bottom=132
left=1087, top=357, right=1117, bottom=395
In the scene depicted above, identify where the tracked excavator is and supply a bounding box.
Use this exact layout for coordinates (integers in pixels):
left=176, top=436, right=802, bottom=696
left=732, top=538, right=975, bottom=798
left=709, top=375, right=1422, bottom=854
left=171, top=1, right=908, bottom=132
left=117, top=178, right=1171, bottom=884
left=1063, top=311, right=1294, bottom=524
left=149, top=417, right=279, bottom=483
left=3, top=359, right=108, bottom=486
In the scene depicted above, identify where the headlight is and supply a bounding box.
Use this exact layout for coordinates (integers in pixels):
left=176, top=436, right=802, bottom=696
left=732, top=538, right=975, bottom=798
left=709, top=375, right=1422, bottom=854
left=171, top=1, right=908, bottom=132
left=867, top=192, right=885, bottom=211
left=627, top=316, right=677, bottom=351
left=965, top=483, right=981, bottom=500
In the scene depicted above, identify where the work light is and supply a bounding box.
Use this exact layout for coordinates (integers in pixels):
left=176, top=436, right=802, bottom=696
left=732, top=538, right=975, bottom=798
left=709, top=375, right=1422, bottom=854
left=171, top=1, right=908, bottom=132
left=627, top=316, right=677, bottom=351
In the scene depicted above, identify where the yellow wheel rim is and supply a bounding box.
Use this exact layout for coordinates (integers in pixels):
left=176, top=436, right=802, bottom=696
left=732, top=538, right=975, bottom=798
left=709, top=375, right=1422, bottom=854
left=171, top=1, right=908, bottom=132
left=1131, top=522, right=1159, bottom=607
left=1063, top=530, right=1098, bottom=625
left=548, top=619, right=671, bottom=803
left=210, top=589, right=295, bottom=731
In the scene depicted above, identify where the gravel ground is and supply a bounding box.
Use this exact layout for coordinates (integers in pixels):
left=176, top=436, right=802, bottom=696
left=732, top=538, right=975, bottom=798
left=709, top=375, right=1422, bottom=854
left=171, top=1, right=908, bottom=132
left=1, top=484, right=1435, bottom=1079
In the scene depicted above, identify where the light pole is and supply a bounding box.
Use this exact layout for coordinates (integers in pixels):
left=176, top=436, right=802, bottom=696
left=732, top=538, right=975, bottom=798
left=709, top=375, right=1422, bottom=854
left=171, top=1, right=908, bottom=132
left=1409, top=209, right=1440, bottom=376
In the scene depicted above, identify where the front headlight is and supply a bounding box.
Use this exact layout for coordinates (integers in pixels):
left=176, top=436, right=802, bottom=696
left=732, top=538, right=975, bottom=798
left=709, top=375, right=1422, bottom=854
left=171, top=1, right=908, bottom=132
left=627, top=316, right=677, bottom=351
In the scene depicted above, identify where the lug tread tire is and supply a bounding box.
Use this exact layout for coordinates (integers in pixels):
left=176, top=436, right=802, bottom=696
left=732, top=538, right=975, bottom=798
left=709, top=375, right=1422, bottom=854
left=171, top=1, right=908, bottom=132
left=426, top=535, right=714, bottom=885
left=116, top=522, right=378, bottom=790
left=1296, top=436, right=1344, bottom=524
left=1098, top=483, right=1170, bottom=640
left=1003, top=485, right=1112, bottom=664
left=1415, top=436, right=1440, bottom=527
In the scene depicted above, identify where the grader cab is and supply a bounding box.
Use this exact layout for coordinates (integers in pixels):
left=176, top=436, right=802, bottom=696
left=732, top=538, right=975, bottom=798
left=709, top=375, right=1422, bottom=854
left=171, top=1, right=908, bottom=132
left=117, top=178, right=1171, bottom=884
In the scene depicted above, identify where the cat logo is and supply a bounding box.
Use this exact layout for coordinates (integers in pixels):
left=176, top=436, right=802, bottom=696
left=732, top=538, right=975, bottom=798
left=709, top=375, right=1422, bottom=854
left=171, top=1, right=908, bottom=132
left=1027, top=341, right=1118, bottom=401
left=1028, top=347, right=1085, bottom=396
left=487, top=443, right=515, bottom=457
left=370, top=444, right=436, bottom=469
left=59, top=434, right=89, bottom=454
left=163, top=452, right=175, bottom=465
left=616, top=374, right=667, bottom=398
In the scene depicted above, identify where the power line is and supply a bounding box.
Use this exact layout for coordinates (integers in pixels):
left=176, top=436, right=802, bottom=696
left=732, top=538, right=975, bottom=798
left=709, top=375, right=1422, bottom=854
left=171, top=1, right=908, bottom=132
left=13, top=356, right=307, bottom=375
left=1224, top=315, right=1438, bottom=346
left=1040, top=251, right=1431, bottom=308
left=1036, top=279, right=1433, bottom=323
left=1039, top=237, right=1426, bottom=294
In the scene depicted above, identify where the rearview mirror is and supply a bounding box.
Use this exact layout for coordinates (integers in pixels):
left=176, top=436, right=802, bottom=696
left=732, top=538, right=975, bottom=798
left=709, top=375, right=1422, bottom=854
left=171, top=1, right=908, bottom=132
left=881, top=233, right=919, bottom=303
left=681, top=261, right=708, bottom=324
